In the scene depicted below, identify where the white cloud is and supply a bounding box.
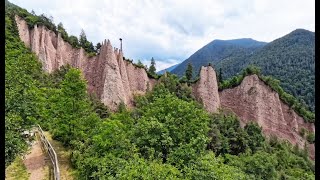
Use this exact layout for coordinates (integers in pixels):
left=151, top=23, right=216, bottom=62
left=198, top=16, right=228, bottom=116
left=10, top=0, right=314, bottom=71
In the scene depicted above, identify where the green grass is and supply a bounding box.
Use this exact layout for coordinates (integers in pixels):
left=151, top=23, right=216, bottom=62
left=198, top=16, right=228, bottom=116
left=5, top=156, right=30, bottom=180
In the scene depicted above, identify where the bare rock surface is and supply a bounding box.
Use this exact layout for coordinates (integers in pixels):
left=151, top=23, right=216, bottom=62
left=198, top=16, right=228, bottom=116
left=15, top=15, right=153, bottom=110
left=192, top=66, right=220, bottom=112
left=219, top=74, right=315, bottom=159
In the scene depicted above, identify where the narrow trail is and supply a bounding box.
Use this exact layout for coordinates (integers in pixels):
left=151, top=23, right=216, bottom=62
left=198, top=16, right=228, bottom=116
left=23, top=134, right=49, bottom=180
left=7, top=130, right=74, bottom=180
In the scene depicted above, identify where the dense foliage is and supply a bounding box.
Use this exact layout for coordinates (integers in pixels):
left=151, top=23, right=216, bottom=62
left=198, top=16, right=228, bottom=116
left=5, top=2, right=315, bottom=179
left=5, top=3, right=45, bottom=166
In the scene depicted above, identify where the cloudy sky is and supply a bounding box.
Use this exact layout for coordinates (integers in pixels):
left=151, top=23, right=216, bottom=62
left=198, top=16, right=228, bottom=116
left=11, top=0, right=314, bottom=71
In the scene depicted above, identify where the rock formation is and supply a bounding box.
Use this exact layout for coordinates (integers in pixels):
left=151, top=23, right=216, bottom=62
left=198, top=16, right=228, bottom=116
left=15, top=15, right=314, bottom=158
left=15, top=15, right=155, bottom=110
left=219, top=74, right=315, bottom=159
left=192, top=66, right=220, bottom=112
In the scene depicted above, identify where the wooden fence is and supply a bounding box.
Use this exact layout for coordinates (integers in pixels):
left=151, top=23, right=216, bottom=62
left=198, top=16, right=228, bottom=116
left=37, top=125, right=60, bottom=180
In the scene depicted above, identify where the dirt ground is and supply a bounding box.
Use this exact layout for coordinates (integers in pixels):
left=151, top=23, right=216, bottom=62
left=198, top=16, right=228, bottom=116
left=23, top=135, right=49, bottom=180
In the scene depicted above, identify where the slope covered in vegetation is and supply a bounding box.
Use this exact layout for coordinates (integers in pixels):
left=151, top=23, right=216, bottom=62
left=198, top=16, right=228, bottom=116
left=216, top=29, right=315, bottom=112
left=171, top=38, right=266, bottom=77
left=171, top=29, right=314, bottom=113
left=5, top=1, right=315, bottom=179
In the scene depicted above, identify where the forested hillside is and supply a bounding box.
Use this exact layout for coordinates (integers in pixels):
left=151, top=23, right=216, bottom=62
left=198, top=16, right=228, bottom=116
left=5, top=1, right=315, bottom=179
left=171, top=30, right=314, bottom=112
left=171, top=38, right=266, bottom=77
left=216, top=29, right=315, bottom=112
left=157, top=63, right=180, bottom=75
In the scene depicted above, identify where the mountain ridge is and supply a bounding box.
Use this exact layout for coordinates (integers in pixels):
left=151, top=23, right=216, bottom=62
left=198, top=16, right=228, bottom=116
left=171, top=29, right=314, bottom=112
left=216, top=28, right=315, bottom=111
left=171, top=38, right=267, bottom=77
left=157, top=63, right=180, bottom=74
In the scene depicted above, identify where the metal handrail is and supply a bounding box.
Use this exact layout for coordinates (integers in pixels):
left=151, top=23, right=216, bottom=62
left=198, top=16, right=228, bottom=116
left=37, top=125, right=60, bottom=180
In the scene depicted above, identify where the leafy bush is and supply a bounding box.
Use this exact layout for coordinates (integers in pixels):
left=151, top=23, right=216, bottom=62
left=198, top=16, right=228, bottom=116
left=306, top=132, right=315, bottom=144
left=299, top=128, right=306, bottom=137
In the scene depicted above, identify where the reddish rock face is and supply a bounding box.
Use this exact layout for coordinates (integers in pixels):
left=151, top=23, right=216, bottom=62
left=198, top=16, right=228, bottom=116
left=192, top=66, right=220, bottom=113
left=15, top=15, right=153, bottom=110
left=219, top=75, right=315, bottom=159
left=15, top=16, right=314, bottom=158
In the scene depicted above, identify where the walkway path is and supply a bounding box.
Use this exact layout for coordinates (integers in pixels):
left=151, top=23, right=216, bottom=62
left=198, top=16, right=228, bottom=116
left=23, top=134, right=49, bottom=180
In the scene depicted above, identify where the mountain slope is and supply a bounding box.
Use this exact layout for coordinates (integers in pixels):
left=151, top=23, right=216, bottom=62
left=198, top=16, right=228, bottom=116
left=157, top=63, right=180, bottom=75
left=216, top=29, right=315, bottom=111
left=172, top=30, right=314, bottom=112
left=171, top=38, right=267, bottom=77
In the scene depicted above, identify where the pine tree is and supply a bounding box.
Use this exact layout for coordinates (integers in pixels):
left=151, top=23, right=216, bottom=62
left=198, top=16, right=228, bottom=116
left=57, top=22, right=68, bottom=40
left=185, top=63, right=193, bottom=82
left=148, top=57, right=156, bottom=76
left=218, top=68, right=223, bottom=83
left=79, top=29, right=87, bottom=47
left=95, top=43, right=101, bottom=53
left=137, top=60, right=144, bottom=67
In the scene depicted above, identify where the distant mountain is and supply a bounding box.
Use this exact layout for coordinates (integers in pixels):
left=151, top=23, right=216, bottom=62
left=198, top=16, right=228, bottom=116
left=216, top=29, right=315, bottom=111
left=171, top=38, right=267, bottom=77
left=157, top=63, right=180, bottom=75
left=171, top=29, right=314, bottom=112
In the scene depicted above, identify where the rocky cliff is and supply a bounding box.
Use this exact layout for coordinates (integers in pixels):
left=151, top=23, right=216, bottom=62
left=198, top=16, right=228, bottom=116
left=15, top=16, right=314, bottom=158
left=192, top=66, right=220, bottom=113
left=15, top=15, right=155, bottom=110
left=219, top=74, right=315, bottom=159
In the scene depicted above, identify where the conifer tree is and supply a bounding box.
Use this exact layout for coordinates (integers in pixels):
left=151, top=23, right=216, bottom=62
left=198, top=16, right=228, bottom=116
left=79, top=29, right=87, bottom=47
left=148, top=57, right=156, bottom=76
left=185, top=63, right=193, bottom=82
left=218, top=68, right=223, bottom=83
left=95, top=43, right=101, bottom=53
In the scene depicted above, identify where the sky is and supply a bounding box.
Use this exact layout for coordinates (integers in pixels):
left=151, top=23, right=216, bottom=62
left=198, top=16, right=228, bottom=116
left=10, top=0, right=315, bottom=71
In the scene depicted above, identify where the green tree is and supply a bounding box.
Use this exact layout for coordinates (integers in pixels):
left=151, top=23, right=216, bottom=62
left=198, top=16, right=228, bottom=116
left=132, top=90, right=210, bottom=164
left=57, top=22, right=69, bottom=41
left=79, top=29, right=87, bottom=47
left=226, top=151, right=278, bottom=179
left=208, top=113, right=249, bottom=155
left=218, top=67, right=223, bottom=83
left=137, top=60, right=144, bottom=67
left=5, top=113, right=27, bottom=167
left=115, top=155, right=182, bottom=179
left=148, top=57, right=156, bottom=75
left=95, top=42, right=101, bottom=53
left=244, top=122, right=265, bottom=153
left=306, top=132, right=315, bottom=144
left=184, top=152, right=248, bottom=179
left=48, top=68, right=99, bottom=146
left=185, top=63, right=193, bottom=82
left=69, top=35, right=79, bottom=48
